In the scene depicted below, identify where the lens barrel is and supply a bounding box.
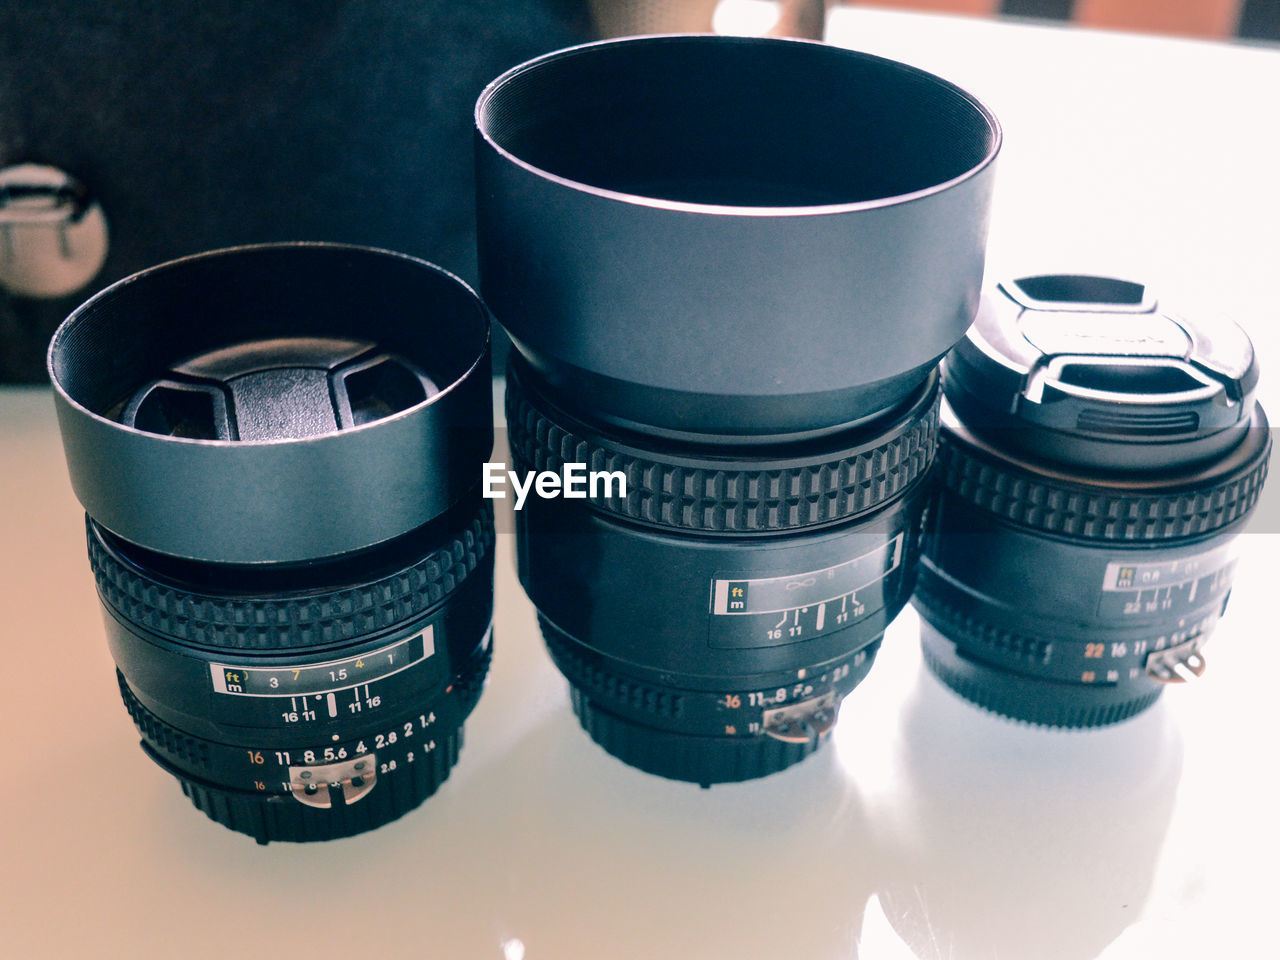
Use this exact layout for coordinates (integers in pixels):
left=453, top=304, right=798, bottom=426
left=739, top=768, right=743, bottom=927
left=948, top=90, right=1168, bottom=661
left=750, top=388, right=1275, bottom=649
left=49, top=244, right=495, bottom=841
left=914, top=275, right=1271, bottom=727
left=506, top=359, right=938, bottom=783
left=478, top=37, right=1000, bottom=783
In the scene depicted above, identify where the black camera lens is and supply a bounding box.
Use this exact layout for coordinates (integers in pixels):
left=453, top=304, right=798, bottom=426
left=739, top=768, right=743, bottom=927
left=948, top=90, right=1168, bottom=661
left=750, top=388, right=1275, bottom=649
left=477, top=36, right=1000, bottom=783
left=913, top=275, right=1271, bottom=728
left=49, top=243, right=495, bottom=841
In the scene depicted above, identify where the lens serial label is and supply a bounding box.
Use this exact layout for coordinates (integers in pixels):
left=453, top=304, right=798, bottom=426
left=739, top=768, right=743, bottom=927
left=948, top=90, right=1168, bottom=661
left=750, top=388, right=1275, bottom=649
left=210, top=628, right=433, bottom=697
left=708, top=535, right=902, bottom=649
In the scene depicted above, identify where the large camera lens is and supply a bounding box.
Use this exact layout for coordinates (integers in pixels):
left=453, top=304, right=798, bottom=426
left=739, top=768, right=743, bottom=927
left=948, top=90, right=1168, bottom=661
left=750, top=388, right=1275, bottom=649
left=913, top=275, right=1271, bottom=727
left=477, top=36, right=1000, bottom=783
left=49, top=243, right=495, bottom=841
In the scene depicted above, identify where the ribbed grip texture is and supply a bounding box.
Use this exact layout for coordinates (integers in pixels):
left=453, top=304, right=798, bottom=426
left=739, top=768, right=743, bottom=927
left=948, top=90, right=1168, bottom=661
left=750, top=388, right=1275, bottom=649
left=920, top=629, right=1161, bottom=729
left=938, top=432, right=1270, bottom=542
left=912, top=582, right=1053, bottom=668
left=175, top=729, right=461, bottom=844
left=118, top=672, right=212, bottom=771
left=89, top=509, right=493, bottom=650
left=506, top=369, right=939, bottom=532
left=540, top=617, right=684, bottom=719
left=570, top=689, right=820, bottom=786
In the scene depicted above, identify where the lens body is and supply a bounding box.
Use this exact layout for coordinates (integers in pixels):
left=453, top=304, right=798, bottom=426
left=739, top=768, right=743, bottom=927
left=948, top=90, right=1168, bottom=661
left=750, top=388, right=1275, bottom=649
left=914, top=276, right=1271, bottom=727
left=507, top=360, right=936, bottom=783
left=477, top=35, right=998, bottom=782
left=49, top=244, right=495, bottom=841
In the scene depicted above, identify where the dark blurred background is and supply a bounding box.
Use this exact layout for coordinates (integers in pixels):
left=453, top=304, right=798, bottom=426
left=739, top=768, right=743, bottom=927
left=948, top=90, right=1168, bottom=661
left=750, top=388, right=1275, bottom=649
left=2, top=0, right=1275, bottom=383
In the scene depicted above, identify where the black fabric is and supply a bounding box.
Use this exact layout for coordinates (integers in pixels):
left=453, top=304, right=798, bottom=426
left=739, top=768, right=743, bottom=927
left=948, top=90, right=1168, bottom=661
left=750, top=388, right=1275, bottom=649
left=1000, top=0, right=1076, bottom=21
left=1239, top=0, right=1280, bottom=41
left=0, top=0, right=591, bottom=382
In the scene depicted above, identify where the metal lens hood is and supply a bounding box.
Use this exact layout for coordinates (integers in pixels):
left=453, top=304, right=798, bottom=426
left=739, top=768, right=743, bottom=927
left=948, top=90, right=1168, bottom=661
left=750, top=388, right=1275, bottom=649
left=49, top=243, right=492, bottom=563
left=476, top=35, right=1000, bottom=438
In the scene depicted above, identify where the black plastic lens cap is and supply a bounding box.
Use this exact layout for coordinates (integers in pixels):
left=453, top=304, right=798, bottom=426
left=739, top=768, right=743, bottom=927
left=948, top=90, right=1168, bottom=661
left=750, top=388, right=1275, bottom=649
left=942, top=275, right=1261, bottom=470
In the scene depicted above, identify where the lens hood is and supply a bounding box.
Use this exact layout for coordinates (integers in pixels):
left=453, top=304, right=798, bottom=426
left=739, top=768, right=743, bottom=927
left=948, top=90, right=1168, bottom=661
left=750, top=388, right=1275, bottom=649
left=49, top=243, right=492, bottom=563
left=476, top=35, right=1000, bottom=437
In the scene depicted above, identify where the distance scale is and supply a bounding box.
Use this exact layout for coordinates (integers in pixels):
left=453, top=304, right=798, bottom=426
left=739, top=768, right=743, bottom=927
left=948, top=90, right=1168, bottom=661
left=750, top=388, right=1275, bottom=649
left=708, top=534, right=903, bottom=649
left=208, top=627, right=433, bottom=727
left=1097, top=542, right=1236, bottom=621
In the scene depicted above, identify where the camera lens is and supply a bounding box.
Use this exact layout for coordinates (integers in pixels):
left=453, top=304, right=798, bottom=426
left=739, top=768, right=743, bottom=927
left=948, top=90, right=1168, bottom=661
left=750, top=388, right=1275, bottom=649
left=477, top=36, right=1000, bottom=783
left=49, top=243, right=495, bottom=841
left=913, top=275, right=1271, bottom=727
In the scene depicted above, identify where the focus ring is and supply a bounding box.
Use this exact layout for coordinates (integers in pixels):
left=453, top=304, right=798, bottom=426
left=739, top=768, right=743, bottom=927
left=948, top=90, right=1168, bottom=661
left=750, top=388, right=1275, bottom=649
left=938, top=431, right=1271, bottom=543
left=89, top=507, right=495, bottom=650
left=506, top=366, right=939, bottom=533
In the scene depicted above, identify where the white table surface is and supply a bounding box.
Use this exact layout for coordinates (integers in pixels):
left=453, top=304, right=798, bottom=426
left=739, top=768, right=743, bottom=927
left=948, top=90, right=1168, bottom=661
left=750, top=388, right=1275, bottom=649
left=2, top=8, right=1278, bottom=959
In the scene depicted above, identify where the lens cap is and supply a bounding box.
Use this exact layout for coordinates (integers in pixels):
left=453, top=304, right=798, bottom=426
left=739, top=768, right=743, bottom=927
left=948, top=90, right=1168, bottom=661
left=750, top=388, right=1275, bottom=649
left=943, top=275, right=1261, bottom=469
left=49, top=243, right=492, bottom=563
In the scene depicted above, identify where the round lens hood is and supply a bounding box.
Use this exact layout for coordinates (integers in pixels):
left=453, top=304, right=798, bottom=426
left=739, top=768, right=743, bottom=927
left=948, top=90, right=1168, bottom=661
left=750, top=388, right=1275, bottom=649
left=49, top=243, right=492, bottom=563
left=475, top=35, right=1000, bottom=437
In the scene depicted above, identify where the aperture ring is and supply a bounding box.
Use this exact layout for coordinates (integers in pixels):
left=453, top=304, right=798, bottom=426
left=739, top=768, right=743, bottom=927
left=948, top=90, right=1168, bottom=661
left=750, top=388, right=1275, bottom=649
left=118, top=640, right=491, bottom=842
left=506, top=365, right=940, bottom=533
left=118, top=673, right=213, bottom=771
left=937, top=428, right=1271, bottom=543
left=88, top=507, right=495, bottom=651
left=912, top=578, right=1053, bottom=669
left=919, top=627, right=1162, bottom=729
left=540, top=616, right=686, bottom=720
left=571, top=689, right=820, bottom=786
left=176, top=735, right=461, bottom=844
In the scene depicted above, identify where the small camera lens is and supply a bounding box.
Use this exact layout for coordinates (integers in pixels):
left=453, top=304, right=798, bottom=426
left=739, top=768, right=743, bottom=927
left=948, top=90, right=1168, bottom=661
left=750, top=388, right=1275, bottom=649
left=49, top=244, right=495, bottom=841
left=477, top=37, right=1000, bottom=783
left=914, top=275, right=1271, bottom=727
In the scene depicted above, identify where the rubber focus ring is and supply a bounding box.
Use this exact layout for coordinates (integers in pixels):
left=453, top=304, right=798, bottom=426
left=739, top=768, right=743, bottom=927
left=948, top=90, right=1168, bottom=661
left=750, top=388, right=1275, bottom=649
left=505, top=364, right=940, bottom=533
left=937, top=428, right=1271, bottom=543
left=88, top=506, right=494, bottom=651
